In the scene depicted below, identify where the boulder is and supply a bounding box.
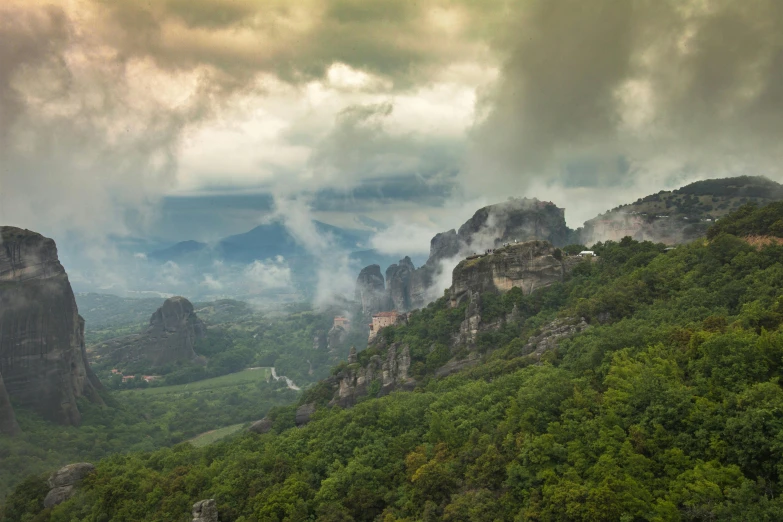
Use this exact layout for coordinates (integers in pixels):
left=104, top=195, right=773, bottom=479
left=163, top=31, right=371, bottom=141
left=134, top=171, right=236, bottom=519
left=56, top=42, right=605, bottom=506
left=44, top=486, right=75, bottom=509
left=248, top=418, right=273, bottom=434
left=192, top=499, right=218, bottom=522
left=0, top=227, right=103, bottom=426
left=43, top=463, right=95, bottom=508
left=295, top=403, right=316, bottom=426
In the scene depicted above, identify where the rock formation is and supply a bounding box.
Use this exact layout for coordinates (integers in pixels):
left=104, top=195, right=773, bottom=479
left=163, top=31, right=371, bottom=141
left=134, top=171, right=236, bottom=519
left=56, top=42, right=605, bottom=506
left=328, top=341, right=414, bottom=407
left=248, top=418, right=273, bottom=434
left=386, top=257, right=415, bottom=311
left=356, top=198, right=571, bottom=313
left=43, top=463, right=95, bottom=508
left=0, top=227, right=103, bottom=427
left=192, top=499, right=218, bottom=522
left=449, top=240, right=567, bottom=307
left=326, top=324, right=348, bottom=359
left=523, top=317, right=590, bottom=359
left=89, top=296, right=205, bottom=369
left=0, top=371, right=20, bottom=435
left=295, top=403, right=316, bottom=426
left=355, top=264, right=389, bottom=316
left=449, top=241, right=583, bottom=350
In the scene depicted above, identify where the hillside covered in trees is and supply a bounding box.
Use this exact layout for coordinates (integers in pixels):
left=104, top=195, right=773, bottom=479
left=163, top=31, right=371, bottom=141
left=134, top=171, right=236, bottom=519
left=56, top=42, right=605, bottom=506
left=7, top=203, right=783, bottom=521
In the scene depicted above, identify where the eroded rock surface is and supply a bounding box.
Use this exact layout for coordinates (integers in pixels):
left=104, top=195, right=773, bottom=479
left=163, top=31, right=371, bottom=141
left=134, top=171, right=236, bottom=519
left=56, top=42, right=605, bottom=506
left=192, top=499, right=218, bottom=522
left=449, top=241, right=566, bottom=307
left=0, top=371, right=19, bottom=435
left=249, top=418, right=273, bottom=434
left=386, top=257, right=415, bottom=311
left=0, top=227, right=102, bottom=427
left=523, top=317, right=590, bottom=358
left=329, top=342, right=415, bottom=407
left=43, top=463, right=95, bottom=508
left=90, top=296, right=205, bottom=369
left=357, top=198, right=571, bottom=313
left=295, top=403, right=316, bottom=426
left=355, top=264, right=389, bottom=316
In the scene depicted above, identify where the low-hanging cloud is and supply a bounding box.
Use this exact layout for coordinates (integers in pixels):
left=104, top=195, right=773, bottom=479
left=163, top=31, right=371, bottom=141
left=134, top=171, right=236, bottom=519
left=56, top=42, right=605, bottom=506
left=4, top=0, right=783, bottom=303
left=467, top=0, right=783, bottom=213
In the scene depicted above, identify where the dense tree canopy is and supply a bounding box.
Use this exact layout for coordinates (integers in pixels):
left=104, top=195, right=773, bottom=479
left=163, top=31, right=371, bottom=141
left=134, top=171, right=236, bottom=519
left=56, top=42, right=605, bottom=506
left=7, top=204, right=783, bottom=521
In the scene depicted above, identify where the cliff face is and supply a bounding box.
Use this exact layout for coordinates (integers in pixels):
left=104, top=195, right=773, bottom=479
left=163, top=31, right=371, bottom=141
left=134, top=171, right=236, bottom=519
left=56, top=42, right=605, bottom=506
left=355, top=198, right=571, bottom=314
left=449, top=240, right=566, bottom=306
left=0, top=227, right=103, bottom=428
left=355, top=264, right=389, bottom=317
left=386, top=256, right=415, bottom=311
left=449, top=241, right=582, bottom=348
left=90, top=296, right=205, bottom=368
left=327, top=340, right=414, bottom=407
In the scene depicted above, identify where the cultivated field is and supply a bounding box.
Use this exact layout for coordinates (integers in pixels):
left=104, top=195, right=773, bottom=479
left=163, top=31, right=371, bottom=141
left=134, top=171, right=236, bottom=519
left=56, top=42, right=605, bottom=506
left=120, top=367, right=272, bottom=397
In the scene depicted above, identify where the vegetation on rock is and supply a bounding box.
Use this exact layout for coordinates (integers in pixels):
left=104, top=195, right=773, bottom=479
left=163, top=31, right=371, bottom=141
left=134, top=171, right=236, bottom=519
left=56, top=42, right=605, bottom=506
left=7, top=203, right=783, bottom=520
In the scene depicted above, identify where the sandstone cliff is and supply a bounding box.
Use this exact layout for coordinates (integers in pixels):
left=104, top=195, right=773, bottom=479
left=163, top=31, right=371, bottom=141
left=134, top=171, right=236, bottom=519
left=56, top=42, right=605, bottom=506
left=89, top=296, right=205, bottom=369
left=355, top=264, right=389, bottom=316
left=0, top=227, right=103, bottom=427
left=386, top=256, right=415, bottom=311
left=449, top=240, right=567, bottom=306
left=327, top=340, right=414, bottom=408
left=449, top=241, right=583, bottom=348
left=356, top=198, right=571, bottom=314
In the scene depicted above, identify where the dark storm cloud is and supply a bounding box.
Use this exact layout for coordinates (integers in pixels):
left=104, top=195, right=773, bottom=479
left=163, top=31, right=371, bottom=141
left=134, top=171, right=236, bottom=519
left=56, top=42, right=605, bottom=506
left=468, top=0, right=783, bottom=197
left=98, top=0, right=483, bottom=88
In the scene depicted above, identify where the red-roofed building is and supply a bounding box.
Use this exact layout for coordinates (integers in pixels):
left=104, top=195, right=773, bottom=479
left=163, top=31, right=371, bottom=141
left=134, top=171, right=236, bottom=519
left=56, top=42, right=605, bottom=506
left=333, top=316, right=351, bottom=329
left=368, top=311, right=401, bottom=341
left=121, top=375, right=135, bottom=382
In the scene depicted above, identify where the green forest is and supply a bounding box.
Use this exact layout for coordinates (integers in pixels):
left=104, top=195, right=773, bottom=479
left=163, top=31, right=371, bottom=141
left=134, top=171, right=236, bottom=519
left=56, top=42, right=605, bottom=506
left=7, top=202, right=783, bottom=521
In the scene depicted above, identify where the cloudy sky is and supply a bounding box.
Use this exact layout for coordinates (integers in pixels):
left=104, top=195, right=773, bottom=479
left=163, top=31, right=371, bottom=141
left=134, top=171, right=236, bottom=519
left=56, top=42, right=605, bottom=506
left=2, top=0, right=783, bottom=250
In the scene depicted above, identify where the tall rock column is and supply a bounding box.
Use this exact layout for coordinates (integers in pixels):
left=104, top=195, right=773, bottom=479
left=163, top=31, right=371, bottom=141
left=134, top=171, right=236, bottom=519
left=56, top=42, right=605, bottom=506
left=386, top=256, right=415, bottom=311
left=0, top=227, right=103, bottom=426
left=355, top=264, right=389, bottom=316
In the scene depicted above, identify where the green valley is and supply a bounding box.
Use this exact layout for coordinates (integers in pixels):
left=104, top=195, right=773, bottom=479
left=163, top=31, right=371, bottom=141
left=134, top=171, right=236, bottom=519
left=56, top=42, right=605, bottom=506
left=7, top=202, right=783, bottom=520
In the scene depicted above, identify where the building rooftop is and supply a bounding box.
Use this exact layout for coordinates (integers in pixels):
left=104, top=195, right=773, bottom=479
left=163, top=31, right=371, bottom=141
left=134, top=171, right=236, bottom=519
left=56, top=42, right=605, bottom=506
left=373, top=311, right=399, bottom=318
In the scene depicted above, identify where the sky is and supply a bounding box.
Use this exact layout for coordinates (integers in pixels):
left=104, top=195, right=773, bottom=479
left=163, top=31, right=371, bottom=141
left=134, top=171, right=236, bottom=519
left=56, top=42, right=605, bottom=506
left=2, top=0, right=783, bottom=298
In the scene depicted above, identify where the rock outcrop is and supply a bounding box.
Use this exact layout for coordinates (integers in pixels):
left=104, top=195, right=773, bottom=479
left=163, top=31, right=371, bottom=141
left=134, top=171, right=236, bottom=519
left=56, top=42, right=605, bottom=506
left=523, top=317, right=590, bottom=359
left=386, top=257, right=415, bottom=311
left=449, top=240, right=567, bottom=307
left=192, top=499, right=218, bottom=522
left=448, top=241, right=583, bottom=350
left=43, top=463, right=95, bottom=508
left=89, top=296, right=205, bottom=369
left=0, top=227, right=103, bottom=427
left=248, top=418, right=273, bottom=434
left=0, top=371, right=20, bottom=435
left=295, top=403, right=316, bottom=426
left=328, top=341, right=415, bottom=407
left=356, top=198, right=571, bottom=313
left=326, top=324, right=348, bottom=359
left=355, top=264, right=389, bottom=316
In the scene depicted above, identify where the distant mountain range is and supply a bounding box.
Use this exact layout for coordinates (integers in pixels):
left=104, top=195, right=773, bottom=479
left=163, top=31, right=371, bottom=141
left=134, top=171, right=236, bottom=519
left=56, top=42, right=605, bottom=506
left=146, top=220, right=415, bottom=270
